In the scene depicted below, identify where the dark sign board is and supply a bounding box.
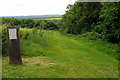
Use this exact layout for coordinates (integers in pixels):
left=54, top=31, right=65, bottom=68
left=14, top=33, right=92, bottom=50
left=7, top=27, right=22, bottom=65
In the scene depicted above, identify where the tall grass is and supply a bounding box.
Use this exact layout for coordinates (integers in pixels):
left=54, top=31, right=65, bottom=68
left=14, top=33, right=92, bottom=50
left=20, top=28, right=53, bottom=56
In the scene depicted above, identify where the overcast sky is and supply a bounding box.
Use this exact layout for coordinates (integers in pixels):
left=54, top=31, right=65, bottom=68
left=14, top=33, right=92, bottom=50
left=0, top=0, right=76, bottom=16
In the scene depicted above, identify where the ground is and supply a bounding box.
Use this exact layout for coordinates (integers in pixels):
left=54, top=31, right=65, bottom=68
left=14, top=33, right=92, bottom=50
left=2, top=30, right=118, bottom=78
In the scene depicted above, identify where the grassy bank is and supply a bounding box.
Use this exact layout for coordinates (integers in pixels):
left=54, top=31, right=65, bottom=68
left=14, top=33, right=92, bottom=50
left=2, top=28, right=118, bottom=78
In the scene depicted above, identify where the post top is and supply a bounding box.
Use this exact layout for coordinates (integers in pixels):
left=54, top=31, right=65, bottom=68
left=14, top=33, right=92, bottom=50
left=7, top=27, right=19, bottom=29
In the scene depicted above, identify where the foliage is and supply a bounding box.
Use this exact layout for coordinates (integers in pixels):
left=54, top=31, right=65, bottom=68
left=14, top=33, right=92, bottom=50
left=61, top=2, right=120, bottom=44
left=0, top=26, right=2, bottom=55
left=1, top=24, right=11, bottom=55
left=20, top=28, right=32, bottom=40
left=61, top=2, right=101, bottom=34
left=20, top=28, right=47, bottom=56
left=2, top=18, right=59, bottom=30
left=76, top=32, right=101, bottom=40
left=96, top=2, right=120, bottom=43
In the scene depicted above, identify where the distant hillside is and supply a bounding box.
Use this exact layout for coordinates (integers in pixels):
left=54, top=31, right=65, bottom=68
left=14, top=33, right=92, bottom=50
left=1, top=14, right=62, bottom=19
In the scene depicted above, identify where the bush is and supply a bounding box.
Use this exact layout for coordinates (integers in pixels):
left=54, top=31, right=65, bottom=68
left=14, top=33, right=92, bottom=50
left=20, top=28, right=32, bottom=40
left=77, top=32, right=101, bottom=40
left=1, top=24, right=9, bottom=55
left=20, top=28, right=47, bottom=56
left=0, top=27, right=2, bottom=55
left=2, top=18, right=59, bottom=30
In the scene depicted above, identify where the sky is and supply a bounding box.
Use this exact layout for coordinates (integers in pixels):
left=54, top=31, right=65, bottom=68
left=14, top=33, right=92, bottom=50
left=0, top=0, right=76, bottom=16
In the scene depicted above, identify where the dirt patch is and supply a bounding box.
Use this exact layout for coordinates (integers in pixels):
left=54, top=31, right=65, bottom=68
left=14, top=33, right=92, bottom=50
left=22, top=57, right=57, bottom=66
left=99, top=69, right=107, bottom=73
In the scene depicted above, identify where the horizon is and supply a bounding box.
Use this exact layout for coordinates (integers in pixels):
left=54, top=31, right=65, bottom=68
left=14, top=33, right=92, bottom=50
left=0, top=14, right=62, bottom=17
left=0, top=0, right=76, bottom=16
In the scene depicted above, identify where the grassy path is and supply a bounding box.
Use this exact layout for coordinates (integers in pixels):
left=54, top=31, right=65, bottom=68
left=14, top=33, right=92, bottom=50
left=2, top=30, right=118, bottom=78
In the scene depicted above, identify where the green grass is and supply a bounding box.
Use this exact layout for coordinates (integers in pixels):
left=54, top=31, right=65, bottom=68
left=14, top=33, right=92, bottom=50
left=2, top=28, right=118, bottom=78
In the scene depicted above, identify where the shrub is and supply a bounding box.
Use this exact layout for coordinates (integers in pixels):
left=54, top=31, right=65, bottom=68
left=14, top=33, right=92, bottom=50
left=1, top=24, right=9, bottom=55
left=77, top=32, right=101, bottom=40
left=20, top=28, right=32, bottom=40
left=0, top=27, right=2, bottom=55
left=2, top=18, right=59, bottom=30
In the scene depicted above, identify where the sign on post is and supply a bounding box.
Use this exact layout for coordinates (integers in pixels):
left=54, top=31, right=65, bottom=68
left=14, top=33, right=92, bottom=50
left=7, top=27, right=22, bottom=65
left=8, top=29, right=17, bottom=39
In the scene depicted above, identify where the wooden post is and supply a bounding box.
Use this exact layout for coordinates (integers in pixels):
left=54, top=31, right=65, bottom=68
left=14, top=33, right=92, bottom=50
left=7, top=27, right=22, bottom=65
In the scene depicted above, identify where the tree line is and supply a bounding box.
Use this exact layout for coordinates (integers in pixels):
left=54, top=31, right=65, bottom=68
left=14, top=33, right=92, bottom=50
left=60, top=2, right=120, bottom=43
left=2, top=18, right=58, bottom=30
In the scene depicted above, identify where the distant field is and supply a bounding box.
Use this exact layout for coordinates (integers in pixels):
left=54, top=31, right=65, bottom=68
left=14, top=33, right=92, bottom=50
left=2, top=28, right=118, bottom=78
left=46, top=18, right=62, bottom=20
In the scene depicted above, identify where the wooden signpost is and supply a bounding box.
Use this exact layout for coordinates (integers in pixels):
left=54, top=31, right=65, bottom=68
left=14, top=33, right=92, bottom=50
left=7, top=27, right=22, bottom=65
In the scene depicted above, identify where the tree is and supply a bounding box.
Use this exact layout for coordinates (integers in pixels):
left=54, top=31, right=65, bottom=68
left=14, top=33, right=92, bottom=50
left=61, top=2, right=101, bottom=34
left=97, top=2, right=120, bottom=43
